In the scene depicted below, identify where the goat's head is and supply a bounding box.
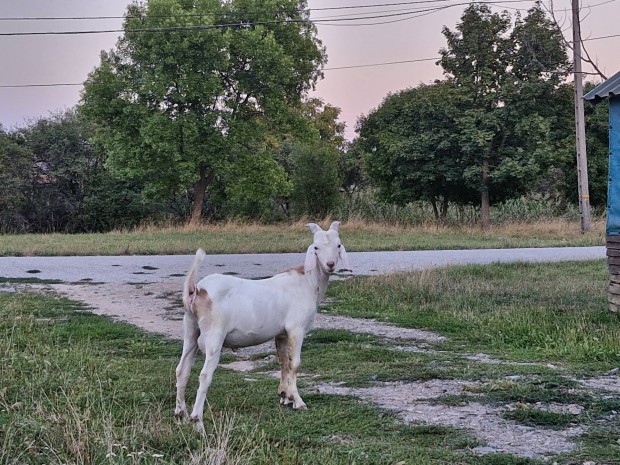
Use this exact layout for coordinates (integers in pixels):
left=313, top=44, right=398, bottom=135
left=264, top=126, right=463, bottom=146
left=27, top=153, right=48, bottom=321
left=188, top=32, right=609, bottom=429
left=304, top=221, right=351, bottom=274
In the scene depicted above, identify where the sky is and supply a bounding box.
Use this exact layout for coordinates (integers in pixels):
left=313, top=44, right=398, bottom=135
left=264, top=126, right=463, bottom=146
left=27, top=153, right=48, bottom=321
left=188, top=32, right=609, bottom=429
left=0, top=0, right=618, bottom=140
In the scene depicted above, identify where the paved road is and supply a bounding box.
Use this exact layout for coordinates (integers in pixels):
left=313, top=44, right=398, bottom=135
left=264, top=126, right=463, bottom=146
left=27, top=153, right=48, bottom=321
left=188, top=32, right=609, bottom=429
left=0, top=246, right=606, bottom=284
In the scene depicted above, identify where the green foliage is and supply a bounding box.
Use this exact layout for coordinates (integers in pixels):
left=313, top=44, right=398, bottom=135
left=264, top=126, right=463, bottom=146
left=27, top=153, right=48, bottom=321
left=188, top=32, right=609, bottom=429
left=440, top=3, right=571, bottom=205
left=223, top=150, right=292, bottom=220
left=559, top=93, right=610, bottom=208
left=358, top=3, right=575, bottom=224
left=289, top=142, right=342, bottom=216
left=0, top=127, right=31, bottom=232
left=79, top=172, right=155, bottom=231
left=81, top=0, right=326, bottom=223
left=0, top=111, right=110, bottom=233
left=358, top=82, right=479, bottom=219
left=338, top=139, right=369, bottom=206
left=22, top=111, right=104, bottom=232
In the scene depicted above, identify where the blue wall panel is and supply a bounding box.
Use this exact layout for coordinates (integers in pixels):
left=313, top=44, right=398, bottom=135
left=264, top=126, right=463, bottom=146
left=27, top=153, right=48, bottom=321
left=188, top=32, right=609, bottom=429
left=608, top=97, right=620, bottom=235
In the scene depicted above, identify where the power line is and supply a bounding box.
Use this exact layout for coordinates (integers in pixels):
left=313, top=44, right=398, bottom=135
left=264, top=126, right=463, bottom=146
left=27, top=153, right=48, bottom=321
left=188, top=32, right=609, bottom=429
left=0, top=57, right=441, bottom=88
left=0, top=0, right=523, bottom=21
left=1, top=25, right=616, bottom=91
left=326, top=57, right=439, bottom=69
left=0, top=1, right=538, bottom=36
left=0, top=83, right=83, bottom=89
left=317, top=4, right=454, bottom=26
left=0, top=0, right=614, bottom=21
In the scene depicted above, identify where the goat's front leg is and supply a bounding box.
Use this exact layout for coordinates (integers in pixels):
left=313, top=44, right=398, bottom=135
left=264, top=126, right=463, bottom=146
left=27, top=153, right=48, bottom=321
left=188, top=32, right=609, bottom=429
left=275, top=334, right=290, bottom=404
left=284, top=328, right=307, bottom=410
left=189, top=331, right=223, bottom=431
left=175, top=313, right=200, bottom=419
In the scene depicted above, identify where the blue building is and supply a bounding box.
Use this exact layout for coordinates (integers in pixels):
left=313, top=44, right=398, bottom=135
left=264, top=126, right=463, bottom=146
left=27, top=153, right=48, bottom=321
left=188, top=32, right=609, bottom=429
left=584, top=70, right=620, bottom=312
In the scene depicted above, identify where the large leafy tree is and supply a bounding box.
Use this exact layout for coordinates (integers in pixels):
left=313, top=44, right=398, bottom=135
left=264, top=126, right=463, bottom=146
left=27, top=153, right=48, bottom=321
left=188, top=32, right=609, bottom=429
left=23, top=111, right=105, bottom=232
left=81, top=0, right=325, bottom=224
left=358, top=81, right=479, bottom=222
left=438, top=2, right=570, bottom=228
left=357, top=3, right=571, bottom=226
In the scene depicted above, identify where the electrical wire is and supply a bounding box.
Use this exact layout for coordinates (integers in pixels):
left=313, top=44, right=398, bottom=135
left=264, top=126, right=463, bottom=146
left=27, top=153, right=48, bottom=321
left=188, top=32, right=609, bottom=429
left=0, top=0, right=528, bottom=21
left=0, top=1, right=543, bottom=36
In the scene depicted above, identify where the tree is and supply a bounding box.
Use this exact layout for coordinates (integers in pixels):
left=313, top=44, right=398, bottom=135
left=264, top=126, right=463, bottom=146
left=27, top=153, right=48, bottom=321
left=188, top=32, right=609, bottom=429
left=0, top=126, right=31, bottom=232
left=439, top=2, right=570, bottom=228
left=556, top=87, right=610, bottom=209
left=289, top=141, right=341, bottom=217
left=19, top=111, right=104, bottom=232
left=81, top=0, right=326, bottom=225
left=338, top=138, right=369, bottom=210
left=357, top=81, right=479, bottom=222
left=223, top=148, right=291, bottom=219
left=301, top=97, right=347, bottom=149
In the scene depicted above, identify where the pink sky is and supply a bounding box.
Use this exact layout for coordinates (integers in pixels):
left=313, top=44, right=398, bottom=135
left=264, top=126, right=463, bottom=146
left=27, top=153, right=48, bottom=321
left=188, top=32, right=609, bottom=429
left=1, top=0, right=618, bottom=140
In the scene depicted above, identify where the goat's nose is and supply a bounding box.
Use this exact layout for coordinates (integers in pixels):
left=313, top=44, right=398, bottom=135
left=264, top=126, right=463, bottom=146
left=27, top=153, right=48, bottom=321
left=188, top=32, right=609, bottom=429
left=327, top=261, right=335, bottom=270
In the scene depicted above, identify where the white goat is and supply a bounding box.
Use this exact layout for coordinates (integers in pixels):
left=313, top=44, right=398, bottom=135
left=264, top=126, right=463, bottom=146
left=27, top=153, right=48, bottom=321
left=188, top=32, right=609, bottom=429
left=175, top=221, right=351, bottom=428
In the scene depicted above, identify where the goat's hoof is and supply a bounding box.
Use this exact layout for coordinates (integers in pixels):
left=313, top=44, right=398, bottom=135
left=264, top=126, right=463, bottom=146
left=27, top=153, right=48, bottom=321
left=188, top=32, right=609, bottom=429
left=174, top=409, right=188, bottom=421
left=189, top=416, right=205, bottom=432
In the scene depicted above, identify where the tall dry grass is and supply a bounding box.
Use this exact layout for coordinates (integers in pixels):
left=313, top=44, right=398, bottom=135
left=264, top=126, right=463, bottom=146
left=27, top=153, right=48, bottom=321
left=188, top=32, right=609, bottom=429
left=0, top=215, right=605, bottom=257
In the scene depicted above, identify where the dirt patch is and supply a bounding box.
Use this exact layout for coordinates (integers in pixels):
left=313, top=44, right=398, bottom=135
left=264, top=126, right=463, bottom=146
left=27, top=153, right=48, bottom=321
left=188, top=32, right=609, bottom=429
left=20, top=281, right=607, bottom=460
left=313, top=380, right=583, bottom=459
left=578, top=375, right=620, bottom=394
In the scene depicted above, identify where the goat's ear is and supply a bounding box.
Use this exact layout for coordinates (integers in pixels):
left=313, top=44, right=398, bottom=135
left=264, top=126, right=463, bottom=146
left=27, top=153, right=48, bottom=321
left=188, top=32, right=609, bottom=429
left=304, top=244, right=317, bottom=273
left=329, top=221, right=341, bottom=232
left=338, top=244, right=352, bottom=271
left=306, top=223, right=322, bottom=234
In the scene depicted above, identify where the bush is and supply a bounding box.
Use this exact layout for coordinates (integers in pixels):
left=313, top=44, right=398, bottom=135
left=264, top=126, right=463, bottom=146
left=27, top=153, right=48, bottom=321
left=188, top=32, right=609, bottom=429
left=289, top=142, right=341, bottom=217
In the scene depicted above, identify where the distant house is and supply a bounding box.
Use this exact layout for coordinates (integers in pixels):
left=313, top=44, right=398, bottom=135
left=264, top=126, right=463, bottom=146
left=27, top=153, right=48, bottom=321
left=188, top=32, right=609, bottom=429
left=584, top=70, right=620, bottom=312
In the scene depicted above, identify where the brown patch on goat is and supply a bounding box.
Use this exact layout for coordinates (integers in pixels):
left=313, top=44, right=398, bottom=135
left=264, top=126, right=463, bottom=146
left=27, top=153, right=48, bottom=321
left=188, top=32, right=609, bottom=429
left=191, top=288, right=212, bottom=319
left=287, top=265, right=305, bottom=275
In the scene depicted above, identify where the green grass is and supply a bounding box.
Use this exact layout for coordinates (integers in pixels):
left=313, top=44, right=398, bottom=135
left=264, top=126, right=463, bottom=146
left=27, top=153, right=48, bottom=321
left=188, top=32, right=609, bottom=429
left=2, top=259, right=620, bottom=464
left=327, top=260, right=620, bottom=368
left=0, top=219, right=604, bottom=256
left=502, top=405, right=577, bottom=429
left=0, top=292, right=479, bottom=465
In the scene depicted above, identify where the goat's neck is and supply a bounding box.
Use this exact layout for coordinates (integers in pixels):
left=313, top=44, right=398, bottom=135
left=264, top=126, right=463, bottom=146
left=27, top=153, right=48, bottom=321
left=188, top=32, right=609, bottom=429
left=306, top=267, right=331, bottom=306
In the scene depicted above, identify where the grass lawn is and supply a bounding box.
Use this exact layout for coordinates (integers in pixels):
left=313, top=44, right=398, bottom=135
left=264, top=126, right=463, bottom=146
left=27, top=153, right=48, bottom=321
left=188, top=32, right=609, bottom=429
left=1, top=260, right=619, bottom=464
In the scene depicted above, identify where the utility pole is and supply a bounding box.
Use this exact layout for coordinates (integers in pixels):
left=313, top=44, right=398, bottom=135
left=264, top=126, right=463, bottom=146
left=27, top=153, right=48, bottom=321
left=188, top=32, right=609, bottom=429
left=572, top=0, right=592, bottom=232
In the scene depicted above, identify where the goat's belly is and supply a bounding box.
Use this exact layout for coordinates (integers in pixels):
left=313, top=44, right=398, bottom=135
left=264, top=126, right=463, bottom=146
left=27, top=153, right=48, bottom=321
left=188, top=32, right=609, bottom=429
left=223, top=328, right=282, bottom=349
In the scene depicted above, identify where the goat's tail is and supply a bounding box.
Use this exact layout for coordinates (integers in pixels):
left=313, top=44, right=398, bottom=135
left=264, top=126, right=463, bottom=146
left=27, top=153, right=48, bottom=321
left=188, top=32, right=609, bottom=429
left=183, top=248, right=206, bottom=311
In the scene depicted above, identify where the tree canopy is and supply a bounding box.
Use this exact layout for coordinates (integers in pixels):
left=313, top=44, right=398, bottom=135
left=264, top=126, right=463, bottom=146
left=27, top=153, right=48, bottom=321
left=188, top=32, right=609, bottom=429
left=81, top=0, right=326, bottom=224
left=358, top=2, right=573, bottom=227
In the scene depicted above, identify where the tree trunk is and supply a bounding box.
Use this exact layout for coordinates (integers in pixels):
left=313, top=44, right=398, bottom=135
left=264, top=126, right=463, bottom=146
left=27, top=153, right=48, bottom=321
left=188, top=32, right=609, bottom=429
left=189, top=164, right=211, bottom=226
left=481, top=159, right=491, bottom=231
left=440, top=198, right=449, bottom=223
left=430, top=197, right=440, bottom=222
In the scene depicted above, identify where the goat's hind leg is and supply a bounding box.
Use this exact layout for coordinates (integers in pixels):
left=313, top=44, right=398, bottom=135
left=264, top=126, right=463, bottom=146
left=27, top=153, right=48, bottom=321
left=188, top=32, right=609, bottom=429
left=189, top=328, right=224, bottom=431
left=175, top=313, right=200, bottom=419
left=275, top=334, right=291, bottom=405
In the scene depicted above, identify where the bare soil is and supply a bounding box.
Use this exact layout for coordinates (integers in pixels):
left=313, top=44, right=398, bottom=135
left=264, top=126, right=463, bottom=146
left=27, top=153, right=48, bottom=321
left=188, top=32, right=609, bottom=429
left=26, top=281, right=619, bottom=461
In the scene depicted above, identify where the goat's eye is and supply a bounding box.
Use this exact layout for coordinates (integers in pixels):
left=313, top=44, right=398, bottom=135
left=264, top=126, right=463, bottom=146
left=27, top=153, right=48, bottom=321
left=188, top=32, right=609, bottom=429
left=314, top=246, right=319, bottom=250
left=337, top=244, right=342, bottom=248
